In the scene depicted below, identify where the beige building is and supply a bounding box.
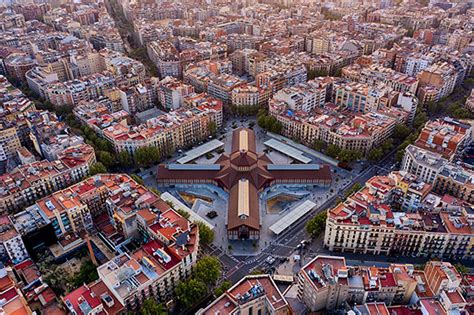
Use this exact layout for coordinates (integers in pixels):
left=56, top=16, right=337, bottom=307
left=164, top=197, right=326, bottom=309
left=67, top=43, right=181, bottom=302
left=0, top=126, right=22, bottom=161
left=270, top=103, right=403, bottom=155
left=298, top=256, right=349, bottom=311
left=231, top=84, right=260, bottom=108
left=324, top=173, right=474, bottom=260
left=198, top=275, right=291, bottom=315
left=0, top=144, right=96, bottom=214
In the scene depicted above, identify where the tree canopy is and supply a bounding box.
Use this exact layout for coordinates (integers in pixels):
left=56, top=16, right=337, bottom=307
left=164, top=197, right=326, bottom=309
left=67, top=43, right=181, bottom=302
left=175, top=279, right=207, bottom=308
left=117, top=150, right=133, bottom=168
left=138, top=299, right=167, bottom=315
left=193, top=256, right=221, bottom=286
left=69, top=260, right=99, bottom=288
left=89, top=162, right=107, bottom=175
left=135, top=146, right=161, bottom=167
left=257, top=114, right=283, bottom=134
left=306, top=211, right=328, bottom=238
left=344, top=183, right=363, bottom=198
left=131, top=174, right=144, bottom=185
left=214, top=280, right=232, bottom=297
left=196, top=221, right=215, bottom=246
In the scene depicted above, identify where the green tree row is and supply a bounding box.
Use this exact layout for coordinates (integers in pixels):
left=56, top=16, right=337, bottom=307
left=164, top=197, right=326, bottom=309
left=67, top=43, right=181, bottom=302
left=175, top=256, right=222, bottom=309
left=306, top=211, right=328, bottom=238
left=257, top=109, right=283, bottom=134
left=230, top=104, right=261, bottom=117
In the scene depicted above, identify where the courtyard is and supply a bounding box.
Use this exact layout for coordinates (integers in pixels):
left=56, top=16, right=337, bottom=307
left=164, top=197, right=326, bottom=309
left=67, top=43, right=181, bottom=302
left=152, top=119, right=353, bottom=256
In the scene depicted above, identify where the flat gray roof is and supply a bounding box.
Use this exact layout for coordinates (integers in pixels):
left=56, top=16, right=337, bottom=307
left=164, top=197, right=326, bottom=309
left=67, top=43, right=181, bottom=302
left=160, top=192, right=214, bottom=230
left=177, top=139, right=224, bottom=164
left=267, top=164, right=320, bottom=171
left=264, top=139, right=312, bottom=164
left=269, top=200, right=316, bottom=235
left=168, top=164, right=221, bottom=171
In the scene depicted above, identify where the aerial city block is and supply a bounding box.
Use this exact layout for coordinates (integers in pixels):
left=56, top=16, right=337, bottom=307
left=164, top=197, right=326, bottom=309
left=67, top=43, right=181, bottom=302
left=0, top=0, right=472, bottom=314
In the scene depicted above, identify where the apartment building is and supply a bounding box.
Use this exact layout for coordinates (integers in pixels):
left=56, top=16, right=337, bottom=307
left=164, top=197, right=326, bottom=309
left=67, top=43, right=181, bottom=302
left=4, top=53, right=36, bottom=82
left=394, top=51, right=436, bottom=77
left=396, top=92, right=418, bottom=124
left=25, top=66, right=59, bottom=99
left=417, top=62, right=458, bottom=104
left=424, top=261, right=467, bottom=313
left=119, top=82, right=156, bottom=115
left=157, top=76, right=195, bottom=110
left=401, top=144, right=448, bottom=184
left=336, top=261, right=468, bottom=315
left=229, top=48, right=258, bottom=76
left=0, top=125, right=22, bottom=162
left=73, top=101, right=129, bottom=136
left=432, top=163, right=474, bottom=204
left=63, top=280, right=124, bottom=315
left=0, top=216, right=29, bottom=264
left=207, top=74, right=246, bottom=105
left=254, top=55, right=307, bottom=93
left=231, top=84, right=261, bottom=108
left=271, top=80, right=328, bottom=112
left=414, top=118, right=471, bottom=161
left=102, top=97, right=223, bottom=155
left=133, top=19, right=172, bottom=46
left=389, top=171, right=432, bottom=212
left=342, top=64, right=419, bottom=94
left=46, top=73, right=116, bottom=107
left=183, top=60, right=233, bottom=92
left=324, top=172, right=474, bottom=260
left=101, top=50, right=146, bottom=84
left=147, top=40, right=182, bottom=79
left=447, top=30, right=472, bottom=52
left=333, top=81, right=397, bottom=113
left=197, top=275, right=291, bottom=315
left=466, top=90, right=474, bottom=113
left=0, top=144, right=96, bottom=214
left=8, top=172, right=199, bottom=311
left=270, top=104, right=402, bottom=155
left=297, top=256, right=349, bottom=312
left=0, top=264, right=32, bottom=314
left=305, top=34, right=332, bottom=54
left=68, top=53, right=103, bottom=77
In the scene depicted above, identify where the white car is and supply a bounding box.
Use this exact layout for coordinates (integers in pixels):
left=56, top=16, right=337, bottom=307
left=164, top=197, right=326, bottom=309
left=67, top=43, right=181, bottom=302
left=266, top=256, right=276, bottom=265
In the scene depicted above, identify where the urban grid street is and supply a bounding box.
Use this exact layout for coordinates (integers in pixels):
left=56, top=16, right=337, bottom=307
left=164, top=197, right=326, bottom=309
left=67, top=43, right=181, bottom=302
left=0, top=0, right=473, bottom=314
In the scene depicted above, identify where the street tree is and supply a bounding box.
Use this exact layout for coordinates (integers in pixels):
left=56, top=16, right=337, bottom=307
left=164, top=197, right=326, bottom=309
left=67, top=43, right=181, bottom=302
left=138, top=299, right=167, bottom=315
left=196, top=221, right=215, bottom=246
left=135, top=146, right=161, bottom=167
left=214, top=280, right=232, bottom=297
left=89, top=162, right=107, bottom=175
left=117, top=150, right=133, bottom=168
left=208, top=121, right=217, bottom=136
left=367, top=148, right=384, bottom=162
left=97, top=151, right=115, bottom=168
left=326, top=144, right=340, bottom=159
left=306, top=211, right=328, bottom=238
left=193, top=256, right=221, bottom=286
left=131, top=174, right=144, bottom=185
left=175, top=279, right=206, bottom=308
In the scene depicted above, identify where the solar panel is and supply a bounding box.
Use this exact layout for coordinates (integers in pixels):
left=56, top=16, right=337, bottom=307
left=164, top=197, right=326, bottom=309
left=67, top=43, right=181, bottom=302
left=264, top=139, right=312, bottom=164
left=269, top=200, right=316, bottom=235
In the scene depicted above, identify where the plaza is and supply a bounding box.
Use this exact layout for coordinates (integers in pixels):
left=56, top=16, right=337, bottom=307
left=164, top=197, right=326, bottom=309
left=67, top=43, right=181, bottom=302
left=155, top=123, right=353, bottom=255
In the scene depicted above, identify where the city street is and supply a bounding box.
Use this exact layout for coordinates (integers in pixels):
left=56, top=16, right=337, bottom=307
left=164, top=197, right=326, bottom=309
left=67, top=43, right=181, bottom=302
left=202, top=145, right=474, bottom=284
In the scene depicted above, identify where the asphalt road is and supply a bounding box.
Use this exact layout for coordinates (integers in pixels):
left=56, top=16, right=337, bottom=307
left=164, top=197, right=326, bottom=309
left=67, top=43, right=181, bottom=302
left=203, top=149, right=396, bottom=284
